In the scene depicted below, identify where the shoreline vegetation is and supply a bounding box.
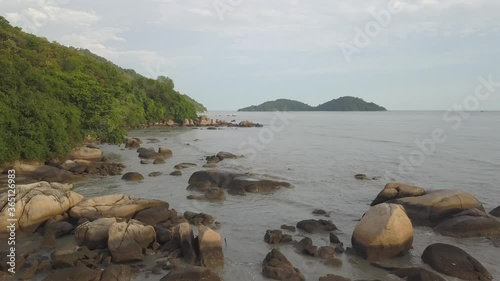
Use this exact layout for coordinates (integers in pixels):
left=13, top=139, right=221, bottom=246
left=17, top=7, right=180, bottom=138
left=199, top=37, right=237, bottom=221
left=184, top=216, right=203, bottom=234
left=0, top=16, right=207, bottom=164
left=238, top=97, right=387, bottom=112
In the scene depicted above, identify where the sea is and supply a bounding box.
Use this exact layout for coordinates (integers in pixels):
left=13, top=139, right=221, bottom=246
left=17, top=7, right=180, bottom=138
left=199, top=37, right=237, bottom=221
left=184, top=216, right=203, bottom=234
left=72, top=111, right=500, bottom=280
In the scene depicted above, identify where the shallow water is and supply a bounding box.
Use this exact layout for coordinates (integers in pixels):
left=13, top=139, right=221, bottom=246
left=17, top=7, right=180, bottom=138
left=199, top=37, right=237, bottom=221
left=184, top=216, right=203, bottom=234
left=73, top=111, right=500, bottom=280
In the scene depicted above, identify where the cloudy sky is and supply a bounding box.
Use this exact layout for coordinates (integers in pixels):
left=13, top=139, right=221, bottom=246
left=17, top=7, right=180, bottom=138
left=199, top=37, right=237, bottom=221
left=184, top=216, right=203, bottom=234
left=2, top=0, right=499, bottom=110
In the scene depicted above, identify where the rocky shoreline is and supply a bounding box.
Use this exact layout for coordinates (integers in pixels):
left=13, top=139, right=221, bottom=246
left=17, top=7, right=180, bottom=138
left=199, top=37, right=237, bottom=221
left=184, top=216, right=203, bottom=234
left=1, top=136, right=499, bottom=281
left=128, top=115, right=263, bottom=130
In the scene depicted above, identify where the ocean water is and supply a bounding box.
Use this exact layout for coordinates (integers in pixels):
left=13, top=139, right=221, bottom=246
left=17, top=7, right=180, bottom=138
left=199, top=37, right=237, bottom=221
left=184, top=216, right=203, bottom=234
left=74, top=111, right=500, bottom=280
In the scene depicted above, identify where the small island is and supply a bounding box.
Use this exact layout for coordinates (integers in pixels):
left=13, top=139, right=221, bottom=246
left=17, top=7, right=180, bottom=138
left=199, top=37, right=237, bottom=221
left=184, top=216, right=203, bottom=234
left=238, top=96, right=387, bottom=112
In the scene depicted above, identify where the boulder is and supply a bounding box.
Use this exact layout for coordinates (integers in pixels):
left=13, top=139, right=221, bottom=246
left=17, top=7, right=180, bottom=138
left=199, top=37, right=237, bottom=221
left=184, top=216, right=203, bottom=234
left=216, top=151, right=238, bottom=160
left=0, top=181, right=84, bottom=233
left=422, top=243, right=492, bottom=280
left=352, top=203, right=413, bottom=261
left=354, top=174, right=368, bottom=180
left=490, top=205, right=500, bottom=217
left=188, top=170, right=240, bottom=188
left=390, top=189, right=485, bottom=226
left=296, top=219, right=337, bottom=233
left=280, top=225, right=296, bottom=232
left=154, top=158, right=166, bottom=165
left=68, top=146, right=102, bottom=160
left=262, top=249, right=305, bottom=281
left=187, top=188, right=226, bottom=201
left=172, top=222, right=197, bottom=265
left=69, top=194, right=168, bottom=220
left=134, top=205, right=174, bottom=226
left=324, top=257, right=342, bottom=267
left=139, top=149, right=165, bottom=159
left=184, top=212, right=215, bottom=226
left=108, top=220, right=156, bottom=263
left=13, top=163, right=84, bottom=183
left=125, top=138, right=141, bottom=149
left=121, top=172, right=144, bottom=181
left=264, top=229, right=292, bottom=244
left=371, top=183, right=426, bottom=206
left=158, top=147, right=173, bottom=157
left=160, top=266, right=222, bottom=281
left=294, top=237, right=317, bottom=256
left=198, top=225, right=224, bottom=268
left=329, top=233, right=340, bottom=244
left=170, top=170, right=183, bottom=176
left=434, top=208, right=500, bottom=238
left=312, top=209, right=327, bottom=215
left=149, top=171, right=162, bottom=177
left=75, top=218, right=117, bottom=250
left=317, top=246, right=336, bottom=259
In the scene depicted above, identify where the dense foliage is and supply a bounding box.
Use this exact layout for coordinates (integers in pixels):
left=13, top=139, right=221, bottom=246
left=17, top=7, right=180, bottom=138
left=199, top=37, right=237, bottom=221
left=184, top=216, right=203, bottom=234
left=238, top=99, right=313, bottom=111
left=182, top=94, right=207, bottom=112
left=0, top=17, right=203, bottom=163
left=315, top=96, right=386, bottom=111
left=238, top=96, right=386, bottom=112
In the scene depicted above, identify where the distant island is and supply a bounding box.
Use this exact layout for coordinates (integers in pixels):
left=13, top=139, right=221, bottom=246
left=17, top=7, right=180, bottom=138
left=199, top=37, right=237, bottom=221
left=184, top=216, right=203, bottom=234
left=238, top=96, right=386, bottom=111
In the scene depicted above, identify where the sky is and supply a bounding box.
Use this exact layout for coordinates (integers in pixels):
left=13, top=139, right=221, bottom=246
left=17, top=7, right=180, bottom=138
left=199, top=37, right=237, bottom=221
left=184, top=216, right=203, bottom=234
left=1, top=0, right=500, bottom=111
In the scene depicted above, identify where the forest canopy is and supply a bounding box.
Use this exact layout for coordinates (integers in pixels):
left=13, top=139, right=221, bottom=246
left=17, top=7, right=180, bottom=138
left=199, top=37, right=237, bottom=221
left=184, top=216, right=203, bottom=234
left=0, top=16, right=204, bottom=163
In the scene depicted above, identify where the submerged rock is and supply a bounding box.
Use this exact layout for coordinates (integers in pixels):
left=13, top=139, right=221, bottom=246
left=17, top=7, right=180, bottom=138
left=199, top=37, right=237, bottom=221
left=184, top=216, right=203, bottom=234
left=264, top=230, right=292, bottom=244
left=121, top=172, right=144, bottom=181
left=262, top=249, right=305, bottom=281
left=0, top=181, right=83, bottom=233
left=352, top=203, right=413, bottom=261
left=422, top=243, right=492, bottom=281
left=296, top=219, right=337, bottom=233
left=319, top=274, right=351, bottom=281
left=371, top=183, right=426, bottom=206
left=187, top=188, right=226, bottom=201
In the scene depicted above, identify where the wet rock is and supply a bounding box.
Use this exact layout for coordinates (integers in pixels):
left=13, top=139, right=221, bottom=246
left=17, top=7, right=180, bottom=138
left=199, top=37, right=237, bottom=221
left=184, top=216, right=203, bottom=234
left=155, top=225, right=173, bottom=245
left=154, top=158, right=166, bottom=165
left=44, top=220, right=74, bottom=238
left=158, top=147, right=173, bottom=157
left=354, top=174, right=368, bottom=180
left=319, top=274, right=351, bottom=281
left=228, top=176, right=291, bottom=195
left=294, top=237, right=317, bottom=256
left=262, top=249, right=305, bottom=281
left=41, top=263, right=101, bottom=281
left=490, top=205, right=500, bottom=217
left=125, top=138, right=142, bottom=149
left=187, top=180, right=211, bottom=191
left=75, top=218, right=117, bottom=250
left=352, top=203, right=413, bottom=261
left=174, top=163, right=197, bottom=170
left=172, top=222, right=197, bottom=265
left=296, top=219, right=337, bottom=233
left=149, top=171, right=162, bottom=177
left=121, top=172, right=144, bottom=181
left=12, top=163, right=84, bottom=183
left=68, top=146, right=102, bottom=160
left=434, top=208, right=500, bottom=238
left=189, top=170, right=240, bottom=188
left=313, top=209, right=327, bottom=215
left=329, top=233, right=340, bottom=244
left=140, top=160, right=149, bottom=164
left=139, top=149, right=165, bottom=160
left=108, top=220, right=156, bottom=263
left=134, top=205, right=174, bottom=226
left=391, top=267, right=446, bottom=281
left=324, top=257, right=343, bottom=267
left=335, top=243, right=345, bottom=254
left=422, top=243, right=492, bottom=280
left=101, top=264, right=139, bottom=281
left=390, top=189, right=484, bottom=226
left=216, top=151, right=239, bottom=160
left=317, top=246, right=336, bottom=259
left=69, top=194, right=168, bottom=220
left=281, top=224, right=296, bottom=232
left=184, top=212, right=214, bottom=226
left=0, top=181, right=84, bottom=233
left=264, top=230, right=292, bottom=244
left=160, top=266, right=222, bottom=281
left=198, top=225, right=224, bottom=268
left=170, top=170, right=183, bottom=176
left=371, top=183, right=426, bottom=206
left=51, top=250, right=85, bottom=268
left=187, top=188, right=226, bottom=201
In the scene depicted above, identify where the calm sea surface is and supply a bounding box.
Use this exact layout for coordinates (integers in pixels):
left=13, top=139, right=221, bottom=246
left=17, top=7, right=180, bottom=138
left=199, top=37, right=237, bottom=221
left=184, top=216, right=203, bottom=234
left=74, top=111, right=500, bottom=280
